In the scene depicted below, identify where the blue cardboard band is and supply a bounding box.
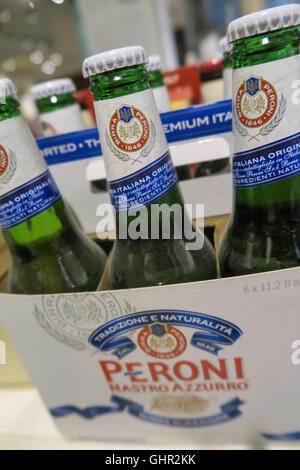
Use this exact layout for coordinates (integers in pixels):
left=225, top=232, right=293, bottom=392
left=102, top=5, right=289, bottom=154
left=37, top=99, right=232, bottom=166
left=88, top=309, right=243, bottom=359
left=161, top=99, right=232, bottom=143
left=0, top=170, right=61, bottom=230
left=50, top=395, right=245, bottom=427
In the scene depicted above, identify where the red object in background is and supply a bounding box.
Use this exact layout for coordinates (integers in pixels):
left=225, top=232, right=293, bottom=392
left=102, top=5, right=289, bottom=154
left=168, top=86, right=193, bottom=104
left=164, top=64, right=201, bottom=105
left=164, top=59, right=223, bottom=107
left=200, top=58, right=223, bottom=83
left=200, top=58, right=223, bottom=74
left=75, top=89, right=96, bottom=124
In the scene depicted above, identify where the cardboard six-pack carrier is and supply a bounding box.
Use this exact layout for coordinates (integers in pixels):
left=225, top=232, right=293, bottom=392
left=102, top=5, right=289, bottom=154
left=1, top=99, right=300, bottom=445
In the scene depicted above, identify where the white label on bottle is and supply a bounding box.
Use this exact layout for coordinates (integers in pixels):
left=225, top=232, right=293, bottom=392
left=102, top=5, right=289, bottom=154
left=94, top=89, right=177, bottom=212
left=223, top=67, right=232, bottom=100
left=41, top=103, right=86, bottom=137
left=0, top=116, right=61, bottom=230
left=232, top=54, right=300, bottom=188
left=152, top=85, right=172, bottom=113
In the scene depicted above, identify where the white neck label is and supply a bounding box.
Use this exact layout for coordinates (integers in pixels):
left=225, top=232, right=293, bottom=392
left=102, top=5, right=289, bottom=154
left=0, top=116, right=61, bottom=230
left=232, top=54, right=300, bottom=188
left=152, top=85, right=172, bottom=113
left=94, top=89, right=177, bottom=212
left=40, top=103, right=85, bottom=137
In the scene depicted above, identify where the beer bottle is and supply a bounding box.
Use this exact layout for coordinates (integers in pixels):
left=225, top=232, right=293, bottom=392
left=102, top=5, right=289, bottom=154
left=219, top=4, right=300, bottom=277
left=145, top=55, right=171, bottom=114
left=31, top=78, right=85, bottom=136
left=219, top=36, right=233, bottom=100
left=82, top=46, right=217, bottom=289
left=31, top=78, right=90, bottom=227
left=146, top=54, right=190, bottom=181
left=195, top=59, right=231, bottom=178
left=0, top=79, right=107, bottom=294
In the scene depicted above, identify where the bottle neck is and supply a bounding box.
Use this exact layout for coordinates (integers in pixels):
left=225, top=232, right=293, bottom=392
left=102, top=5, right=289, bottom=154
left=35, top=92, right=85, bottom=136
left=232, top=26, right=300, bottom=211
left=5, top=199, right=70, bottom=248
left=0, top=96, right=71, bottom=244
left=148, top=69, right=165, bottom=89
left=0, top=96, right=21, bottom=121
left=90, top=64, right=149, bottom=100
left=232, top=25, right=299, bottom=69
left=35, top=92, right=76, bottom=114
left=223, top=52, right=232, bottom=69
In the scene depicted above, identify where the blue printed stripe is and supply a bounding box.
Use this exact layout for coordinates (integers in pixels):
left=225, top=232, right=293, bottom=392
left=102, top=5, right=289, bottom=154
left=50, top=395, right=245, bottom=427
left=0, top=170, right=61, bottom=230
left=112, top=178, right=178, bottom=214
left=38, top=99, right=232, bottom=166
left=109, top=151, right=178, bottom=212
left=233, top=132, right=300, bottom=189
left=0, top=171, right=52, bottom=203
left=234, top=129, right=300, bottom=157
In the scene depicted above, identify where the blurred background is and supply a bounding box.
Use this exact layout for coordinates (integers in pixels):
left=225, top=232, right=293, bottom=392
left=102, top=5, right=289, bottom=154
left=0, top=0, right=296, bottom=125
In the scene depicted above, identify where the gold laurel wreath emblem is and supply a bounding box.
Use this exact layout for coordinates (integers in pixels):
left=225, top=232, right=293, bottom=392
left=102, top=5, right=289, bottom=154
left=242, top=94, right=265, bottom=116
left=106, top=119, right=156, bottom=165
left=234, top=92, right=286, bottom=142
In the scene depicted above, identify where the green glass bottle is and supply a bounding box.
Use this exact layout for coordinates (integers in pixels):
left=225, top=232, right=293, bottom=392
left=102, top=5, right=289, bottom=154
left=219, top=36, right=233, bottom=100
left=145, top=55, right=172, bottom=114
left=31, top=78, right=93, bottom=226
left=146, top=54, right=190, bottom=182
left=0, top=79, right=107, bottom=294
left=83, top=46, right=217, bottom=289
left=219, top=4, right=300, bottom=277
left=31, top=78, right=85, bottom=136
left=195, top=52, right=231, bottom=179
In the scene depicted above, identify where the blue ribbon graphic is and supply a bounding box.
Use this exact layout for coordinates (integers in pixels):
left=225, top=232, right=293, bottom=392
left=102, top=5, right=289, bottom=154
left=191, top=333, right=224, bottom=355
left=50, top=395, right=245, bottom=427
left=261, top=431, right=300, bottom=441
left=88, top=309, right=243, bottom=359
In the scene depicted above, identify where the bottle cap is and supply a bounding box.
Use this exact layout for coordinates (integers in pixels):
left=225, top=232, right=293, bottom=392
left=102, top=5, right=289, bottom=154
left=31, top=78, right=76, bottom=100
left=228, top=4, right=300, bottom=42
left=0, top=78, right=17, bottom=101
left=82, top=46, right=148, bottom=78
left=219, top=36, right=232, bottom=54
left=146, top=55, right=163, bottom=72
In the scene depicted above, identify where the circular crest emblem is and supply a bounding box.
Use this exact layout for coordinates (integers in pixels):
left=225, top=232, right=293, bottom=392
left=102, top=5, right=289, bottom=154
left=110, top=104, right=150, bottom=152
left=34, top=293, right=129, bottom=351
left=236, top=75, right=277, bottom=128
left=42, top=121, right=57, bottom=136
left=0, top=145, right=8, bottom=175
left=138, top=322, right=187, bottom=359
